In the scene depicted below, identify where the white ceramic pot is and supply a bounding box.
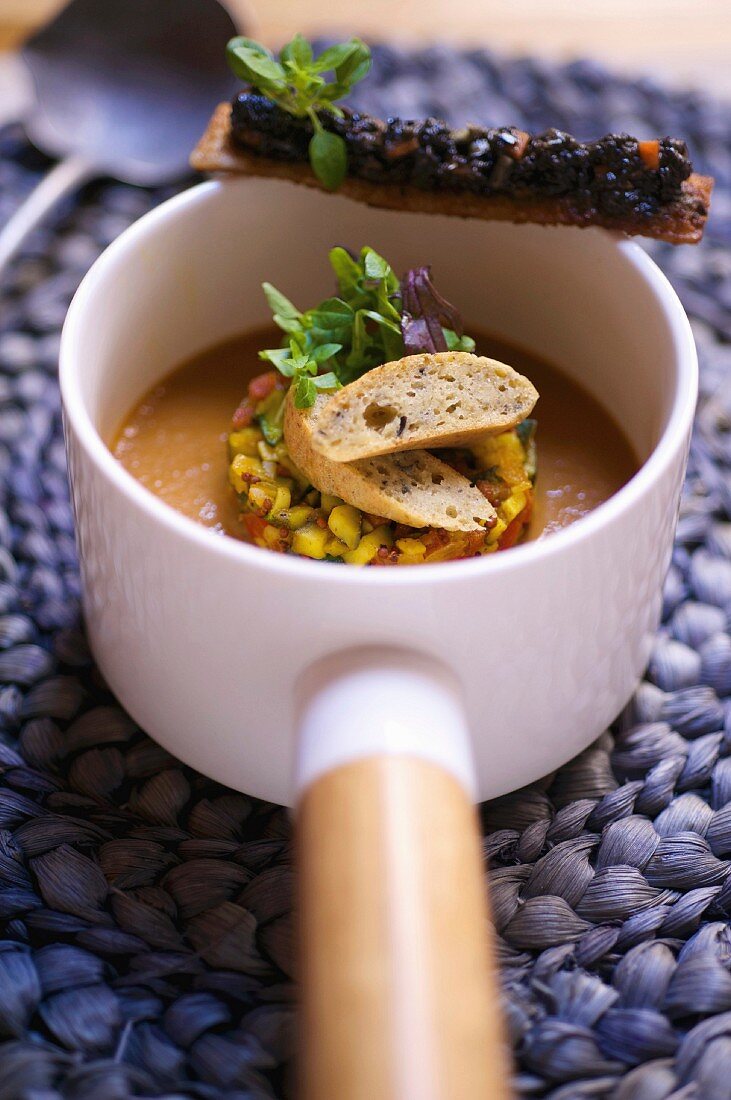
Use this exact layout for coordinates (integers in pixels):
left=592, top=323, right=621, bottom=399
left=60, top=177, right=695, bottom=805
left=60, top=177, right=696, bottom=1098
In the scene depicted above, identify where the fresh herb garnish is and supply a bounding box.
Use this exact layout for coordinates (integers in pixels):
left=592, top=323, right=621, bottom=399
left=259, top=246, right=402, bottom=404
left=226, top=34, right=371, bottom=190
left=259, top=246, right=475, bottom=408
left=268, top=332, right=343, bottom=410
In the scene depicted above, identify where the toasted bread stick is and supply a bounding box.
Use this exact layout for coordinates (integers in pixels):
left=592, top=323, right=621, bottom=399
left=191, top=103, right=713, bottom=245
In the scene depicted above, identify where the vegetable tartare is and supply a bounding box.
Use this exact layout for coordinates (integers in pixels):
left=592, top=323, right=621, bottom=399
left=227, top=245, right=537, bottom=564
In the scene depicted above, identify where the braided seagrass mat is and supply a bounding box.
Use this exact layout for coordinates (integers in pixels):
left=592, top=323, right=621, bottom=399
left=1, top=43, right=731, bottom=1099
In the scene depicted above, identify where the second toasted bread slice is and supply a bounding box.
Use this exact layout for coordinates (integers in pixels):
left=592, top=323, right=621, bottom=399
left=284, top=393, right=496, bottom=533
left=310, top=351, right=538, bottom=462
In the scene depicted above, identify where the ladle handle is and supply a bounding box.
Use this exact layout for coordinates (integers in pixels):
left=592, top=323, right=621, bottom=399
left=295, top=651, right=513, bottom=1100
left=0, top=153, right=94, bottom=277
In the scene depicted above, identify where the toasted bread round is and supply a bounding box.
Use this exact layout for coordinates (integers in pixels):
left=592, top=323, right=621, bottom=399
left=309, top=351, right=538, bottom=462
left=283, top=393, right=496, bottom=533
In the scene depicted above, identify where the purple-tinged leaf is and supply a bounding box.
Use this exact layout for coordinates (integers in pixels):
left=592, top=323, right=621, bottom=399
left=400, top=266, right=466, bottom=354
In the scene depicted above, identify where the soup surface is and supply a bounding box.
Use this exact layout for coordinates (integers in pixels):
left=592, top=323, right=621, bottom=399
left=112, top=327, right=637, bottom=545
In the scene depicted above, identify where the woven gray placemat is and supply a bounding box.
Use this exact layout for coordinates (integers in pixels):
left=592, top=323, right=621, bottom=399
left=1, top=44, right=731, bottom=1100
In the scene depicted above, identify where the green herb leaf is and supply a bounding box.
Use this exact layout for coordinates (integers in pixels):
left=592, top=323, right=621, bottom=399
left=328, top=246, right=362, bottom=296
left=259, top=408, right=284, bottom=444
left=313, top=372, right=341, bottom=391
left=309, top=129, right=348, bottom=190
left=310, top=41, right=360, bottom=73
left=259, top=346, right=293, bottom=372
left=226, top=36, right=273, bottom=71
left=262, top=282, right=301, bottom=321
left=293, top=374, right=318, bottom=407
left=279, top=32, right=313, bottom=68
left=310, top=343, right=342, bottom=363
left=260, top=247, right=407, bottom=393
left=288, top=354, right=315, bottom=375
left=334, top=43, right=371, bottom=88
left=363, top=249, right=391, bottom=282
left=444, top=328, right=476, bottom=352
left=227, top=40, right=286, bottom=89
left=259, top=242, right=474, bottom=404
left=226, top=34, right=372, bottom=190
left=227, top=36, right=272, bottom=55
left=309, top=297, right=354, bottom=331
left=256, top=247, right=475, bottom=416
left=359, top=308, right=402, bottom=334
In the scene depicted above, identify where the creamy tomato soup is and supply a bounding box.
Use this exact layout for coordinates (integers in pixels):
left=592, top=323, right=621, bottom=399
left=113, top=326, right=637, bottom=546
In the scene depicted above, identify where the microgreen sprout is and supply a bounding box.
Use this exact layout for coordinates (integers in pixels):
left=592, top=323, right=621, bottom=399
left=258, top=246, right=476, bottom=409
left=226, top=33, right=371, bottom=189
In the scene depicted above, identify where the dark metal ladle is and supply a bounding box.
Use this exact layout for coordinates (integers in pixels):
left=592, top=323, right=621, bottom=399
left=0, top=0, right=239, bottom=274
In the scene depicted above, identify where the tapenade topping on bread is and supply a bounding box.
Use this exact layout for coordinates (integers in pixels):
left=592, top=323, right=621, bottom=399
left=191, top=34, right=712, bottom=245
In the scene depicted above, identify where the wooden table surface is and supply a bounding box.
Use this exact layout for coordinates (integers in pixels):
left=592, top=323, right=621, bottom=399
left=1, top=0, right=730, bottom=95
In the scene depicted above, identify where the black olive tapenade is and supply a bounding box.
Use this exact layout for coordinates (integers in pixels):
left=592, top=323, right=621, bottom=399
left=190, top=96, right=712, bottom=243
left=230, top=92, right=693, bottom=222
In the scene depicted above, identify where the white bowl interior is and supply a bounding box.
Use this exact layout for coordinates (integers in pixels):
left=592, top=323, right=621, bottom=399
left=79, top=178, right=678, bottom=464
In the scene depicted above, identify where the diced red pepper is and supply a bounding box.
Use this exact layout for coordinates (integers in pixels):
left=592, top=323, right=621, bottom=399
left=638, top=140, right=661, bottom=170
left=232, top=402, right=255, bottom=429
left=248, top=370, right=282, bottom=402
left=242, top=514, right=269, bottom=541
left=499, top=502, right=532, bottom=550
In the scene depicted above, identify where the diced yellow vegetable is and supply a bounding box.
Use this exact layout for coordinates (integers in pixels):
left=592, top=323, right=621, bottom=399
left=320, top=492, right=345, bottom=515
left=228, top=428, right=263, bottom=459
left=229, top=453, right=265, bottom=493
left=472, top=432, right=527, bottom=487
left=258, top=440, right=279, bottom=462
left=282, top=504, right=314, bottom=530
left=263, top=524, right=284, bottom=549
left=396, top=537, right=427, bottom=563
left=342, top=525, right=393, bottom=566
left=232, top=417, right=533, bottom=565
left=423, top=535, right=469, bottom=563
left=324, top=535, right=349, bottom=558
left=500, top=489, right=528, bottom=526
left=292, top=524, right=330, bottom=559
left=248, top=483, right=276, bottom=514
left=486, top=518, right=507, bottom=545
left=328, top=504, right=362, bottom=550
left=269, top=485, right=292, bottom=517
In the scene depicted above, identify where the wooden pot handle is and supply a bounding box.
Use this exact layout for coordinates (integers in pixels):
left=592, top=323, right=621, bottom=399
left=294, top=652, right=513, bottom=1100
